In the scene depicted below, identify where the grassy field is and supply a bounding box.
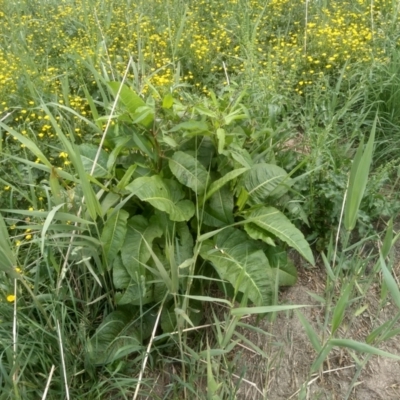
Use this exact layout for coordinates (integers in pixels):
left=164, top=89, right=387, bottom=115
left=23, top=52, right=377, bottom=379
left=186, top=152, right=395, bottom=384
left=1, top=0, right=400, bottom=398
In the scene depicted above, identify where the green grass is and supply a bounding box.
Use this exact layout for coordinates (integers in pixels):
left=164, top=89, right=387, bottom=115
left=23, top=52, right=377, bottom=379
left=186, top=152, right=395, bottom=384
left=1, top=0, right=400, bottom=398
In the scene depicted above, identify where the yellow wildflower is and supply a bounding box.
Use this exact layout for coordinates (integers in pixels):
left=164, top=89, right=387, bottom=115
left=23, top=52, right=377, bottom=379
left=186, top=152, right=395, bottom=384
left=7, top=295, right=16, bottom=303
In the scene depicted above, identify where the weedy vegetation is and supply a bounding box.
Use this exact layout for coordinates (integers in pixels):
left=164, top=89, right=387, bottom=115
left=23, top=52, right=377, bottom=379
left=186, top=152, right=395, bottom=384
left=1, top=0, right=400, bottom=399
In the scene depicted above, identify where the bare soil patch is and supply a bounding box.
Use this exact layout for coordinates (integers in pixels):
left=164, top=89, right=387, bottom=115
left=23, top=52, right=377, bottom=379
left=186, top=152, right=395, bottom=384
left=235, top=259, right=400, bottom=400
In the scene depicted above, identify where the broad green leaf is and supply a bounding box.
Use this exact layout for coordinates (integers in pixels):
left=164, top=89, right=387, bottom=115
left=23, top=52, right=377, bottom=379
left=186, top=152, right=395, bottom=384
left=168, top=151, right=208, bottom=195
left=114, top=215, right=167, bottom=303
left=224, top=109, right=248, bottom=125
left=200, top=228, right=273, bottom=306
left=229, top=145, right=253, bottom=169
left=174, top=221, right=194, bottom=265
left=169, top=120, right=209, bottom=134
left=216, top=128, right=225, bottom=154
left=164, top=178, right=186, bottom=203
left=194, top=105, right=218, bottom=119
left=179, top=136, right=215, bottom=168
left=162, top=135, right=178, bottom=148
left=108, top=82, right=154, bottom=128
left=265, top=247, right=298, bottom=286
left=120, top=215, right=163, bottom=281
left=131, top=106, right=154, bottom=125
left=344, top=118, right=376, bottom=231
left=205, top=168, right=249, bottom=201
left=244, top=223, right=276, bottom=246
left=126, top=175, right=195, bottom=221
left=79, top=143, right=110, bottom=178
left=101, top=209, right=129, bottom=266
left=88, top=309, right=143, bottom=365
left=246, top=207, right=315, bottom=265
left=115, top=279, right=167, bottom=305
left=244, top=163, right=292, bottom=204
left=203, top=185, right=234, bottom=228
left=160, top=304, right=177, bottom=333
left=236, top=187, right=249, bottom=211
left=100, top=192, right=120, bottom=215
left=112, top=255, right=131, bottom=289
left=162, top=93, right=174, bottom=109
left=329, top=339, right=400, bottom=360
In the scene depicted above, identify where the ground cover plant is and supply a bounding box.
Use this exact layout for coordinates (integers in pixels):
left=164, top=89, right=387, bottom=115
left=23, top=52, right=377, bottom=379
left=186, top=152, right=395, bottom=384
left=1, top=0, right=400, bottom=398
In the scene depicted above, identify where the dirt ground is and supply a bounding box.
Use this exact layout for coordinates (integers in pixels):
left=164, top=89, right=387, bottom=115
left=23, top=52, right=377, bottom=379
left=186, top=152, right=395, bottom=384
left=235, top=256, right=400, bottom=400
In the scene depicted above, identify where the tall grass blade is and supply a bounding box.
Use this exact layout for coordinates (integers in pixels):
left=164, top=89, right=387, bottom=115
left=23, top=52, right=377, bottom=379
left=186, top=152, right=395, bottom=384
left=206, top=343, right=222, bottom=398
left=0, top=122, right=52, bottom=167
left=144, top=238, right=173, bottom=292
left=344, top=116, right=376, bottom=231
left=231, top=304, right=308, bottom=316
left=321, top=252, right=336, bottom=281
left=311, top=343, right=333, bottom=373
left=380, top=254, right=400, bottom=309
left=329, top=339, right=400, bottom=360
left=41, top=103, right=102, bottom=221
left=381, top=218, right=393, bottom=259
left=0, top=213, right=18, bottom=276
left=40, top=203, right=65, bottom=255
left=331, top=282, right=352, bottom=334
left=296, top=310, right=322, bottom=352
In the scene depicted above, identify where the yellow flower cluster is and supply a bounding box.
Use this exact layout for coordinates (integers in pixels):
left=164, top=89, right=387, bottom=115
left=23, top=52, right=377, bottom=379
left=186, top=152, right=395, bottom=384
left=0, top=0, right=396, bottom=117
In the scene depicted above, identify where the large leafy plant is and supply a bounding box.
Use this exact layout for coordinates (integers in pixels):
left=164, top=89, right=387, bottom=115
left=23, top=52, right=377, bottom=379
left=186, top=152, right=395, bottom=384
left=87, top=83, right=315, bottom=363
left=0, top=82, right=314, bottom=366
